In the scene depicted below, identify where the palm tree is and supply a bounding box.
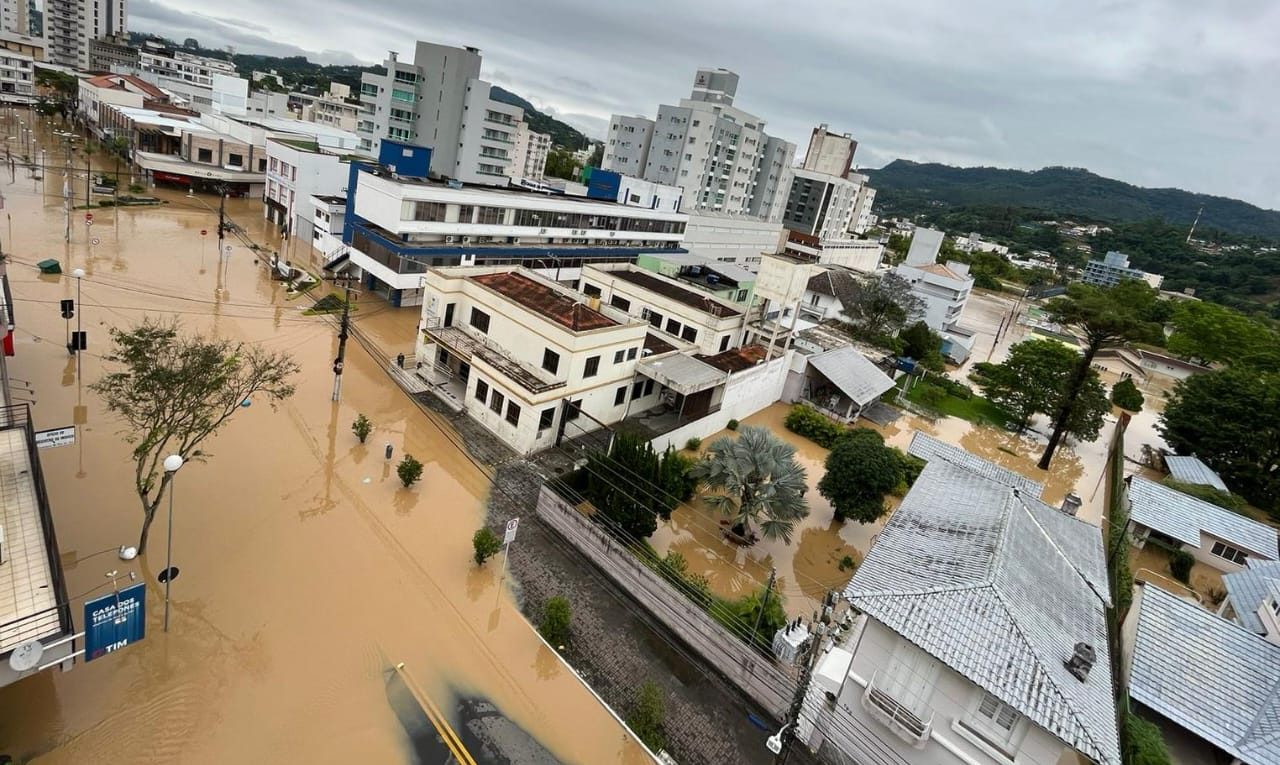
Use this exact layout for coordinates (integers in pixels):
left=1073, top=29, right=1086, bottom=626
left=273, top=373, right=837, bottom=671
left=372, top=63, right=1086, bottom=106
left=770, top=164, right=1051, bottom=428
left=689, top=426, right=809, bottom=544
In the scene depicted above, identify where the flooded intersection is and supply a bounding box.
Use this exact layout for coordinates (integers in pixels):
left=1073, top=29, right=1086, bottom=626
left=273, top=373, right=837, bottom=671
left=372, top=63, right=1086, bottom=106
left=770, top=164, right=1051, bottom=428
left=0, top=125, right=647, bottom=764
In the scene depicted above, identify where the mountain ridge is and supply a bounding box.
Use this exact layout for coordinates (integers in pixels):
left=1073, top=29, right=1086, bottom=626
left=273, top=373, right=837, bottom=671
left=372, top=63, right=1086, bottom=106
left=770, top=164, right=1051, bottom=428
left=864, top=160, right=1280, bottom=240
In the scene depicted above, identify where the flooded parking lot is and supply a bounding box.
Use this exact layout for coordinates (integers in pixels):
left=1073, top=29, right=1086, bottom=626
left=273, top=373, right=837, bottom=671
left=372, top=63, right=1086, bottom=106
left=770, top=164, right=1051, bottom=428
left=0, top=118, right=647, bottom=763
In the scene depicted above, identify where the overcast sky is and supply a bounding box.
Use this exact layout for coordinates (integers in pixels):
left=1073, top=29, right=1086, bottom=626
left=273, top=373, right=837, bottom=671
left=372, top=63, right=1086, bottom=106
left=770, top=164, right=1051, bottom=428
left=132, top=0, right=1280, bottom=210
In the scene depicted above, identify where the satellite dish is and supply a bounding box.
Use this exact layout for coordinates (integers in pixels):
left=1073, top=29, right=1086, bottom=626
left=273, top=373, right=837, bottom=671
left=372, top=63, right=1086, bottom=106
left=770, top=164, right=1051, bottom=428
left=9, top=640, right=44, bottom=672
left=158, top=566, right=180, bottom=584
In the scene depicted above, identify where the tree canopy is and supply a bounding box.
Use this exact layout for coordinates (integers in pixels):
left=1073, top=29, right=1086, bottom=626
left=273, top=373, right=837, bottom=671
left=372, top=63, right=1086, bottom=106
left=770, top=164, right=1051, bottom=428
left=977, top=339, right=1110, bottom=439
left=689, top=427, right=809, bottom=543
left=1166, top=301, right=1280, bottom=369
left=899, top=321, right=945, bottom=370
left=817, top=430, right=903, bottom=524
left=90, top=319, right=298, bottom=552
left=583, top=433, right=691, bottom=540
left=840, top=273, right=924, bottom=342
left=1159, top=368, right=1280, bottom=514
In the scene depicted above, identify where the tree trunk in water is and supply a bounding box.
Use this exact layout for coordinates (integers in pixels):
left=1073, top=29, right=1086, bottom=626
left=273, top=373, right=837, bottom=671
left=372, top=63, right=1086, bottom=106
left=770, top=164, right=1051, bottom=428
left=1038, top=343, right=1100, bottom=470
left=137, top=505, right=157, bottom=555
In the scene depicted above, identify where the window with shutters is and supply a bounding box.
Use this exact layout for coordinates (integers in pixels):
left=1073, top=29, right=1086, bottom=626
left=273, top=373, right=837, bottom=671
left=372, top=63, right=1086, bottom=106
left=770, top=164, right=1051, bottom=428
left=957, top=689, right=1023, bottom=758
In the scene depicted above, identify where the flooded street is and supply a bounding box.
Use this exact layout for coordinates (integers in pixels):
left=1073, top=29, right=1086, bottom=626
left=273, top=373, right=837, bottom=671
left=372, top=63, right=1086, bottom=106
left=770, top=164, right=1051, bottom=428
left=0, top=118, right=647, bottom=763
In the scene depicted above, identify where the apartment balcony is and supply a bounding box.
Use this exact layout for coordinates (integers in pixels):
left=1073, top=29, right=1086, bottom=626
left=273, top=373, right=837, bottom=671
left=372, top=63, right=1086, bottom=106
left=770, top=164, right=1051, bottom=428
left=861, top=671, right=933, bottom=748
left=422, top=321, right=565, bottom=395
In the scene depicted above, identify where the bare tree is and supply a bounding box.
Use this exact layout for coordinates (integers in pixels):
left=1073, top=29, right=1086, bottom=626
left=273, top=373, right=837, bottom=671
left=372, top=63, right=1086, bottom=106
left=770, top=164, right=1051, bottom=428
left=90, top=319, right=299, bottom=553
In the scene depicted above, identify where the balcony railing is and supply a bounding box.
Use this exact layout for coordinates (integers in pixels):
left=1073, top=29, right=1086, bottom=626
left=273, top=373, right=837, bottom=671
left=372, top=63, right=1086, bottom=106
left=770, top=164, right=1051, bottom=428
left=423, top=320, right=565, bottom=395
left=862, top=672, right=933, bottom=748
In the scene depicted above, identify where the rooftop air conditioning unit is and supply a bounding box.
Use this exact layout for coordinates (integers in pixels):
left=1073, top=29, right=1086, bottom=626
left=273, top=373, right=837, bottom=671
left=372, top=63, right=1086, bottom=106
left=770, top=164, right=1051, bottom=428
left=462, top=236, right=473, bottom=244
left=445, top=235, right=457, bottom=243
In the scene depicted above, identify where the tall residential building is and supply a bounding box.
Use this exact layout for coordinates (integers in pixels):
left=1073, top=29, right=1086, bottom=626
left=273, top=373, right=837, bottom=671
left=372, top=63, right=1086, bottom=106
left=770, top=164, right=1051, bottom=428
left=137, top=42, right=237, bottom=87
left=356, top=41, right=522, bottom=186
left=1082, top=250, right=1163, bottom=289
left=508, top=121, right=551, bottom=180
left=601, top=68, right=796, bottom=219
left=801, top=123, right=857, bottom=178
left=0, top=0, right=36, bottom=37
left=781, top=168, right=863, bottom=241
left=46, top=0, right=127, bottom=68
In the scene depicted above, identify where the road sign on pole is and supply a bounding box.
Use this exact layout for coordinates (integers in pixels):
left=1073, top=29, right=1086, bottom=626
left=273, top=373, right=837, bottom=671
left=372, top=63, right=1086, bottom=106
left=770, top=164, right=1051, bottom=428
left=34, top=425, right=76, bottom=449
left=83, top=582, right=146, bottom=661
left=504, top=517, right=519, bottom=544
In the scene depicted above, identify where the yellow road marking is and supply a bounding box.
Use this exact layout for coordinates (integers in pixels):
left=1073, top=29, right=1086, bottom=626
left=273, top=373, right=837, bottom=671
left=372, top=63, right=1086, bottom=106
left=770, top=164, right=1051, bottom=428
left=394, top=662, right=479, bottom=765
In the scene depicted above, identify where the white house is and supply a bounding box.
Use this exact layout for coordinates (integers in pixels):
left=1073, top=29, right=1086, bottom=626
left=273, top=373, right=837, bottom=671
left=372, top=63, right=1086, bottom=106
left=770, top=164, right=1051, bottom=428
left=1221, top=561, right=1280, bottom=643
left=308, top=194, right=347, bottom=263
left=1126, top=476, right=1278, bottom=574
left=263, top=136, right=365, bottom=240
left=804, top=454, right=1119, bottom=765
left=578, top=264, right=746, bottom=356
left=894, top=227, right=976, bottom=362
left=1125, top=584, right=1280, bottom=765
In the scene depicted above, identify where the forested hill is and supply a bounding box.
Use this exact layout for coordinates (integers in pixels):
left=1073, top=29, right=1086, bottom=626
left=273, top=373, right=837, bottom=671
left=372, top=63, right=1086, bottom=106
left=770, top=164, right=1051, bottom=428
left=865, top=160, right=1280, bottom=239
left=489, top=87, right=590, bottom=150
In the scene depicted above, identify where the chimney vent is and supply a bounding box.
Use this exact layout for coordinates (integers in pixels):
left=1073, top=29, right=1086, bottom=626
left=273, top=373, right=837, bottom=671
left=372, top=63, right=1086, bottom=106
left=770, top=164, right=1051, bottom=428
left=1064, top=642, right=1096, bottom=681
left=1060, top=493, right=1082, bottom=516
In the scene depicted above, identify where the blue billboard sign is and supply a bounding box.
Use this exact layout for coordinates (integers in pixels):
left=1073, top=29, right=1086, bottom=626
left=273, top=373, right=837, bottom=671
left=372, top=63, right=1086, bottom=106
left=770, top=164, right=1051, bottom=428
left=83, top=583, right=147, bottom=662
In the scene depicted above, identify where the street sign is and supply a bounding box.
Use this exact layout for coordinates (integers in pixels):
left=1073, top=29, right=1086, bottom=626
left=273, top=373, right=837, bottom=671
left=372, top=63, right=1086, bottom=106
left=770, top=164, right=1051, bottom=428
left=91, top=237, right=100, bottom=246
left=83, top=582, right=146, bottom=662
left=84, top=212, right=92, bottom=222
left=34, top=425, right=75, bottom=449
left=200, top=229, right=207, bottom=236
left=504, top=517, right=519, bottom=544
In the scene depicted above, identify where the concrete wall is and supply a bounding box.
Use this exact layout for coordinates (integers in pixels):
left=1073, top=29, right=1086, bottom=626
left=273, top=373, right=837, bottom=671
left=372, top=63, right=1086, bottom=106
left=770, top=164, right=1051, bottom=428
left=535, top=484, right=791, bottom=719
left=681, top=214, right=785, bottom=267
left=648, top=354, right=789, bottom=452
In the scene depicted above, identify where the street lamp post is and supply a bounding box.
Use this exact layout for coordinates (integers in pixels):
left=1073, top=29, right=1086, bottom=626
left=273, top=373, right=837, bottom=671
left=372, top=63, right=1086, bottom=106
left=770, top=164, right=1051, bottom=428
left=162, top=454, right=184, bottom=632
left=71, top=268, right=84, bottom=375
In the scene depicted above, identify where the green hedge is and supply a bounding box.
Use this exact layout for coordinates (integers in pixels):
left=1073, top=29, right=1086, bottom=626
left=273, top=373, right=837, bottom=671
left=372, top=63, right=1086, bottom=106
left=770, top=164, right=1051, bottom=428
left=1125, top=713, right=1172, bottom=765
left=784, top=404, right=846, bottom=449
left=1169, top=549, right=1195, bottom=584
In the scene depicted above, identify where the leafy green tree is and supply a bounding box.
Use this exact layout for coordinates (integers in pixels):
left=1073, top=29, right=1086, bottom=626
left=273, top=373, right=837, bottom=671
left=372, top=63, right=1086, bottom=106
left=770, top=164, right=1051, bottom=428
left=472, top=527, right=502, bottom=566
left=1037, top=281, right=1160, bottom=468
left=818, top=430, right=903, bottom=524
left=979, top=339, right=1109, bottom=439
left=840, top=273, right=924, bottom=341
left=1167, top=301, right=1279, bottom=368
left=584, top=433, right=692, bottom=540
left=899, top=321, right=944, bottom=370
left=716, top=586, right=787, bottom=652
left=544, top=148, right=579, bottom=181
left=1110, top=378, right=1144, bottom=411
left=689, top=426, right=809, bottom=543
left=397, top=454, right=424, bottom=488
left=540, top=596, right=572, bottom=647
left=1160, top=368, right=1280, bottom=513
left=352, top=413, right=372, bottom=443
left=627, top=681, right=667, bottom=752
left=1125, top=713, right=1172, bottom=765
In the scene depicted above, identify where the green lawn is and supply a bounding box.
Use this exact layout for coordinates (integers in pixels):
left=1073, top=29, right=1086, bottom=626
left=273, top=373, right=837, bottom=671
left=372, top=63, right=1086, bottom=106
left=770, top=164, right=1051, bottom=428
left=898, top=378, right=1014, bottom=429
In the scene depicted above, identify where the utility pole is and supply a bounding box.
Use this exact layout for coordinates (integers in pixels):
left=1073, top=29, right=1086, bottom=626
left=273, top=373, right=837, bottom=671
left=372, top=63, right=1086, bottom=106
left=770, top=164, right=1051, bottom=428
left=215, top=186, right=230, bottom=289
left=749, top=567, right=777, bottom=649
left=776, top=592, right=835, bottom=765
left=330, top=274, right=357, bottom=402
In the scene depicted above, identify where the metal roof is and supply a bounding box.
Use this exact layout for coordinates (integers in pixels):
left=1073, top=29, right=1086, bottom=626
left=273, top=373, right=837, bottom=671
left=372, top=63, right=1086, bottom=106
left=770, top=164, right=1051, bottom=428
left=1128, top=476, right=1278, bottom=559
left=846, top=461, right=1118, bottom=765
left=636, top=354, right=725, bottom=396
left=805, top=346, right=895, bottom=408
left=907, top=431, right=1045, bottom=498
left=1223, top=561, right=1280, bottom=634
left=1165, top=455, right=1229, bottom=492
left=1129, top=585, right=1280, bottom=765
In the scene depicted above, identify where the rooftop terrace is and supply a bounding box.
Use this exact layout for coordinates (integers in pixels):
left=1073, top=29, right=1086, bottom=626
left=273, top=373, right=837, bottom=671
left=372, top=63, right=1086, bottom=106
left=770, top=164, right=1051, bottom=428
left=471, top=271, right=617, bottom=332
left=603, top=269, right=742, bottom=319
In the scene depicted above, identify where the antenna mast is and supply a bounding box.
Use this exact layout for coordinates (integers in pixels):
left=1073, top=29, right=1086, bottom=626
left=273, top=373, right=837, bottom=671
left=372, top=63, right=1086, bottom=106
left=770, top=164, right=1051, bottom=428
left=1186, top=206, right=1203, bottom=244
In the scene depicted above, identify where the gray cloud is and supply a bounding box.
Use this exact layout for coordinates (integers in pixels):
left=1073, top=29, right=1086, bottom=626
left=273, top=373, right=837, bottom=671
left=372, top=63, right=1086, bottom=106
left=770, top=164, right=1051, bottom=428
left=140, top=0, right=1280, bottom=209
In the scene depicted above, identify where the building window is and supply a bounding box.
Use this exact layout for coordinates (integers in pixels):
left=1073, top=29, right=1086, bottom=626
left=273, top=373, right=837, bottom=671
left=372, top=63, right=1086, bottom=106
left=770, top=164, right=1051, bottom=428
left=490, top=390, right=505, bottom=415
left=538, top=407, right=556, bottom=431
left=626, top=347, right=638, bottom=361
left=581, top=282, right=602, bottom=298
left=609, top=295, right=631, bottom=311
left=1211, top=541, right=1249, bottom=565
left=470, top=308, right=490, bottom=334
left=476, top=206, right=504, bottom=225
left=647, top=310, right=663, bottom=328
left=542, top=348, right=560, bottom=374
left=583, top=356, right=600, bottom=378
left=680, top=326, right=698, bottom=343
left=719, top=335, right=731, bottom=352
left=632, top=380, right=644, bottom=400
left=406, top=201, right=447, bottom=221
left=958, top=691, right=1021, bottom=755
left=665, top=318, right=682, bottom=336
left=457, top=204, right=474, bottom=223
left=613, top=350, right=625, bottom=364
left=565, top=400, right=582, bottom=421
left=505, top=401, right=521, bottom=426
left=474, top=379, right=489, bottom=403
left=643, top=379, right=655, bottom=396
left=614, top=386, right=627, bottom=406
left=197, top=147, right=212, bottom=163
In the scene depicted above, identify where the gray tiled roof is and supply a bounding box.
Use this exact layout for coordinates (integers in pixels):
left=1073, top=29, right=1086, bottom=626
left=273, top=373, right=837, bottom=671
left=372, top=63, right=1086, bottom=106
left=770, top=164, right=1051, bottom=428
left=846, top=461, right=1118, bottom=765
left=807, top=347, right=895, bottom=407
left=1130, top=585, right=1280, bottom=765
left=1165, top=455, right=1229, bottom=492
left=1128, top=476, right=1278, bottom=559
left=907, top=431, right=1045, bottom=498
left=1223, top=561, right=1280, bottom=634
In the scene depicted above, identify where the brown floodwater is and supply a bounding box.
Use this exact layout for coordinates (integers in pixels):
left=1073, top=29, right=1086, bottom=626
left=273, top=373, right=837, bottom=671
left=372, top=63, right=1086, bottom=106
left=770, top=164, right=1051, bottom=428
left=0, top=115, right=647, bottom=763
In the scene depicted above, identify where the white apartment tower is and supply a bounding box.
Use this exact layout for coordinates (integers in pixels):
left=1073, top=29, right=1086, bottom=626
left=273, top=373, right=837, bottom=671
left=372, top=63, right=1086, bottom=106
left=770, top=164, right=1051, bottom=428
left=0, top=0, right=39, bottom=37
left=602, top=68, right=796, bottom=219
left=46, top=0, right=127, bottom=68
left=508, top=121, right=551, bottom=180
left=356, top=41, right=524, bottom=186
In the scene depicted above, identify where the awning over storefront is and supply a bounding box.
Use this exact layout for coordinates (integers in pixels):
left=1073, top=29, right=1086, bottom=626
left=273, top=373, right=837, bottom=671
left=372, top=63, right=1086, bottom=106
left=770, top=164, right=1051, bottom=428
left=135, top=151, right=265, bottom=184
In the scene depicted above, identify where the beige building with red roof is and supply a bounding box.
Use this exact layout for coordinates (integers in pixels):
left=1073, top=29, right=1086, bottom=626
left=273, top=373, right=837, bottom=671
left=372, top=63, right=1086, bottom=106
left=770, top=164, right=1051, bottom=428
left=77, top=73, right=166, bottom=125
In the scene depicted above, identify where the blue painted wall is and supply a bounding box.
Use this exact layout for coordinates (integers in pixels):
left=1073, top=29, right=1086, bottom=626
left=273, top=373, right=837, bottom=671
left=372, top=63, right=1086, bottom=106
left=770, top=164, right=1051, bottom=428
left=378, top=140, right=432, bottom=178
left=585, top=168, right=622, bottom=202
